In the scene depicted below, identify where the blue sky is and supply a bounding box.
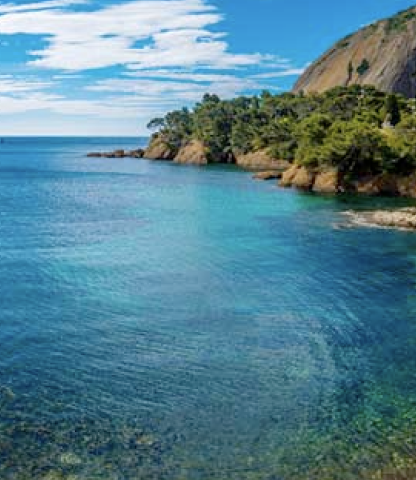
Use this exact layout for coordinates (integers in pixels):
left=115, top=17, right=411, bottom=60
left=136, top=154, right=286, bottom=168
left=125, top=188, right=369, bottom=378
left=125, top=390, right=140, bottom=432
left=0, top=0, right=415, bottom=136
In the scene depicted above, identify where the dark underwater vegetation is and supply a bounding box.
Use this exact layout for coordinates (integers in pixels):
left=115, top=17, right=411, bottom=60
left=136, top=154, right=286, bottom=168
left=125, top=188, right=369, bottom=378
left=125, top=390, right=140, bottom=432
left=1, top=138, right=416, bottom=479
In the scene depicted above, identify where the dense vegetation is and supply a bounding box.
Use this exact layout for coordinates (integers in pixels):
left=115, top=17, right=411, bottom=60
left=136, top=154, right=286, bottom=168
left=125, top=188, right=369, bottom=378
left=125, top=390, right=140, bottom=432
left=385, top=6, right=416, bottom=33
left=147, top=85, right=416, bottom=178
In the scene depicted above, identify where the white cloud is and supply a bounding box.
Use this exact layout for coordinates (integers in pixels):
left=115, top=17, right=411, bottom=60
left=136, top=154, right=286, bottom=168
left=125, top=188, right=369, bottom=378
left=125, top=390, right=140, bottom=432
left=52, top=74, right=84, bottom=79
left=0, top=73, right=270, bottom=119
left=125, top=70, right=250, bottom=83
left=0, top=0, right=88, bottom=14
left=0, top=91, right=172, bottom=118
left=0, top=78, right=54, bottom=93
left=253, top=68, right=306, bottom=79
left=0, top=0, right=304, bottom=134
left=87, top=75, right=267, bottom=101
left=0, top=0, right=268, bottom=71
left=0, top=92, right=63, bottom=114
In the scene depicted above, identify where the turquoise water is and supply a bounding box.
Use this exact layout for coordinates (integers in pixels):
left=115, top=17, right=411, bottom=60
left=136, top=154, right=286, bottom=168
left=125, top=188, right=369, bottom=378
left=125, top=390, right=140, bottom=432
left=1, top=138, right=416, bottom=479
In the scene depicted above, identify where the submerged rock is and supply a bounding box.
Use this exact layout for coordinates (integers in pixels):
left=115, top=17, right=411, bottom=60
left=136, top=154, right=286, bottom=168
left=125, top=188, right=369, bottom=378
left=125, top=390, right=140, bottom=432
left=59, top=452, right=82, bottom=466
left=41, top=471, right=65, bottom=480
left=133, top=433, right=157, bottom=447
left=41, top=472, right=78, bottom=480
left=0, top=385, right=15, bottom=404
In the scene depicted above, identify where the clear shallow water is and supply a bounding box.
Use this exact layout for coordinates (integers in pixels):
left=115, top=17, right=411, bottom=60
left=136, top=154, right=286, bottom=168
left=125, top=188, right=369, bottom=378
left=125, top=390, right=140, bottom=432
left=1, top=138, right=416, bottom=479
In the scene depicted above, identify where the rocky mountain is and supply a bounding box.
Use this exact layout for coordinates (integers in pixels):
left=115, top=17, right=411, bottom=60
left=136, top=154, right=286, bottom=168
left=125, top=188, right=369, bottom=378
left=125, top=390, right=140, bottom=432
left=293, top=6, right=416, bottom=98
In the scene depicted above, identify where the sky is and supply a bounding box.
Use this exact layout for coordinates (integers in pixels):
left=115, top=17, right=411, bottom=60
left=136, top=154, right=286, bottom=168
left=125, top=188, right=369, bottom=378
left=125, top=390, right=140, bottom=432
left=0, top=0, right=415, bottom=136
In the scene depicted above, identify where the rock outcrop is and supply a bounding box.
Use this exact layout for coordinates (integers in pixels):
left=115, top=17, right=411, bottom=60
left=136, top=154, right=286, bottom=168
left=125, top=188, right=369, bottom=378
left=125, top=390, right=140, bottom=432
left=293, top=6, right=416, bottom=98
left=143, top=135, right=176, bottom=160
left=278, top=163, right=416, bottom=198
left=351, top=175, right=398, bottom=196
left=291, top=166, right=316, bottom=190
left=345, top=207, right=416, bottom=230
left=281, top=167, right=340, bottom=194
left=174, top=140, right=208, bottom=165
left=253, top=171, right=283, bottom=181
left=280, top=164, right=302, bottom=187
left=87, top=149, right=144, bottom=159
left=396, top=174, right=416, bottom=197
left=313, top=169, right=340, bottom=194
left=280, top=165, right=316, bottom=190
left=235, top=150, right=289, bottom=171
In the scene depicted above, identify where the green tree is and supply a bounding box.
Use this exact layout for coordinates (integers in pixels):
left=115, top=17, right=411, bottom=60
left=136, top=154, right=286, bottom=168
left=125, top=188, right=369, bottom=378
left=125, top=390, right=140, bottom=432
left=320, top=120, right=393, bottom=176
left=145, top=86, right=416, bottom=173
left=146, top=117, right=165, bottom=130
left=386, top=114, right=416, bottom=172
left=384, top=94, right=401, bottom=126
left=356, top=59, right=370, bottom=76
left=294, top=114, right=332, bottom=166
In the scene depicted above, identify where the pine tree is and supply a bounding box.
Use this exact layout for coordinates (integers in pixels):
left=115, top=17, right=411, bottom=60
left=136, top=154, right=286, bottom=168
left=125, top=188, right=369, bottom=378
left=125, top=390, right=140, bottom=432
left=385, top=94, right=401, bottom=126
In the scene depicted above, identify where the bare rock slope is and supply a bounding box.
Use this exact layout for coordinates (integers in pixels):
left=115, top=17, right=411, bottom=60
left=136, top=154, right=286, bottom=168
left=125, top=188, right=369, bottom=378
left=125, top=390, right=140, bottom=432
left=293, top=6, right=416, bottom=98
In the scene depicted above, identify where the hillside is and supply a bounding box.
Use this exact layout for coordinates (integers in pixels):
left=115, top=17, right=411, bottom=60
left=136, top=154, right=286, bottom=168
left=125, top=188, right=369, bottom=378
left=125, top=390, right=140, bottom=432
left=141, top=7, right=416, bottom=199
left=142, top=85, right=416, bottom=197
left=293, top=6, right=416, bottom=97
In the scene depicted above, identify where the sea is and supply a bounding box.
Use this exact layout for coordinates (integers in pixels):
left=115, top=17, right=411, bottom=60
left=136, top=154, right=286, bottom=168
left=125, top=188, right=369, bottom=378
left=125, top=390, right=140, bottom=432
left=1, top=136, right=416, bottom=479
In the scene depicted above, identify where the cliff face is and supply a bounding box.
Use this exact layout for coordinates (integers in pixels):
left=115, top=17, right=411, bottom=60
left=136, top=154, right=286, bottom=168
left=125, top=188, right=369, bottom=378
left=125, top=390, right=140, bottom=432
left=174, top=140, right=208, bottom=165
left=143, top=135, right=176, bottom=160
left=279, top=165, right=416, bottom=198
left=235, top=150, right=290, bottom=171
left=293, top=6, right=416, bottom=98
left=144, top=136, right=290, bottom=170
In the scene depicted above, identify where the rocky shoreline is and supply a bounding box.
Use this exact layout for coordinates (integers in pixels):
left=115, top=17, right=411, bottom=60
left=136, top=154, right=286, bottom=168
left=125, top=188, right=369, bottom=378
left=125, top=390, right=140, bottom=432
left=139, top=136, right=416, bottom=198
left=141, top=135, right=291, bottom=171
left=87, top=140, right=416, bottom=197
left=87, top=139, right=416, bottom=231
left=344, top=208, right=416, bottom=230
left=279, top=164, right=416, bottom=198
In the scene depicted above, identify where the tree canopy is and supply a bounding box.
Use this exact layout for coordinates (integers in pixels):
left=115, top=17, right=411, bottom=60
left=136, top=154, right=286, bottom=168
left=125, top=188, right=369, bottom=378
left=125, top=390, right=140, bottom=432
left=148, top=85, right=416, bottom=176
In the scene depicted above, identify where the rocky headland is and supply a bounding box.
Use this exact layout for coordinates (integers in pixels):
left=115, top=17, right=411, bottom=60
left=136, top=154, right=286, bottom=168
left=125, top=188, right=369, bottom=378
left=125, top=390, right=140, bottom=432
left=133, top=4, right=416, bottom=205
left=88, top=5, right=416, bottom=234
left=139, top=134, right=416, bottom=198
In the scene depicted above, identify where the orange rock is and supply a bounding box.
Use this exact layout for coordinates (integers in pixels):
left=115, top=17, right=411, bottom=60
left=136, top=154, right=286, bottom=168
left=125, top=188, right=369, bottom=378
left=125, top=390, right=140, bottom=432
left=293, top=6, right=416, bottom=98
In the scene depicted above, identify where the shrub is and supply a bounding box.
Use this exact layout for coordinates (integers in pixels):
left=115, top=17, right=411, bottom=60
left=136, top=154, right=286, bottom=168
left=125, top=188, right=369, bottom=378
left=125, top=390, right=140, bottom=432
left=357, top=59, right=370, bottom=76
